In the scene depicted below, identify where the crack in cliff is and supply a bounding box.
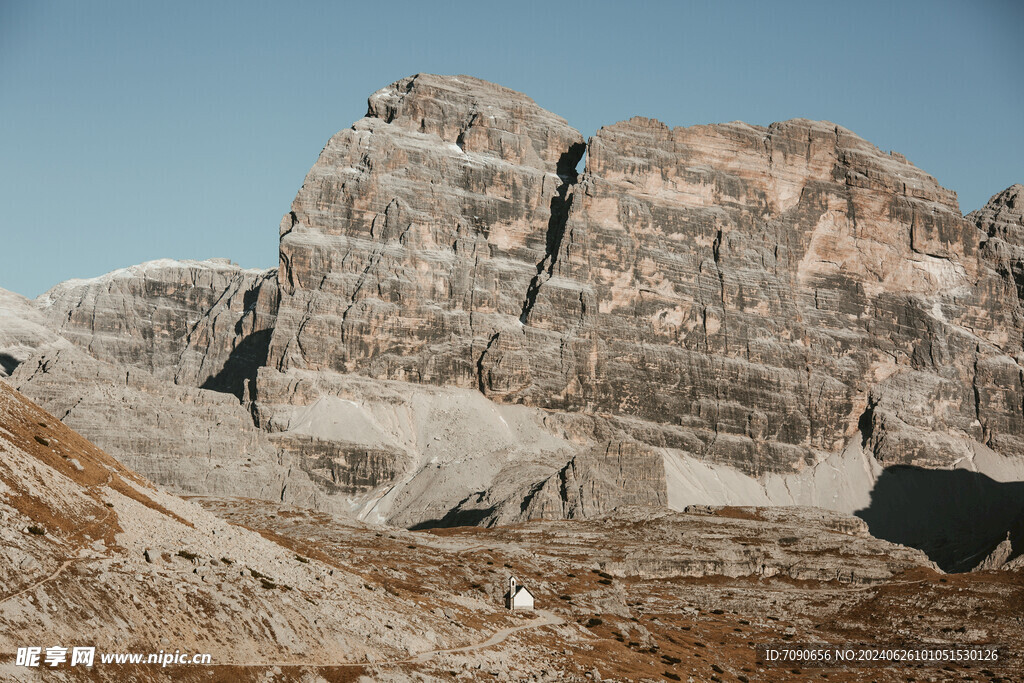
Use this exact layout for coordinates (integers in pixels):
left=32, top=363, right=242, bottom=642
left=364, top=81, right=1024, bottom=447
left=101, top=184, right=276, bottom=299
left=710, top=227, right=729, bottom=348
left=280, top=211, right=297, bottom=239
left=858, top=400, right=876, bottom=449
left=176, top=275, right=244, bottom=369
left=476, top=331, right=501, bottom=394
left=972, top=348, right=991, bottom=446
left=518, top=143, right=587, bottom=325
left=455, top=111, right=479, bottom=151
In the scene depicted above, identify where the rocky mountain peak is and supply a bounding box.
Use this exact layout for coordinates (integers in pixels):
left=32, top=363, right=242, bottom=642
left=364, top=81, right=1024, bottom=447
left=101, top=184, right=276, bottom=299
left=588, top=114, right=961, bottom=214
left=364, top=73, right=584, bottom=171
left=974, top=183, right=1024, bottom=242
left=989, top=182, right=1024, bottom=209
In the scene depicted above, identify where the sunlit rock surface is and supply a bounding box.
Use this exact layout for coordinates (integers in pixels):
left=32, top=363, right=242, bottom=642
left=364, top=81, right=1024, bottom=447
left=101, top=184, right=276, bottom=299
left=5, top=76, right=1024, bottom=570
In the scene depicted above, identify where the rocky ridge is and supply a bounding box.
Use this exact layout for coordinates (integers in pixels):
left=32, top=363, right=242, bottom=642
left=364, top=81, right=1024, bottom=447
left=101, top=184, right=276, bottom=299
left=36, top=258, right=278, bottom=397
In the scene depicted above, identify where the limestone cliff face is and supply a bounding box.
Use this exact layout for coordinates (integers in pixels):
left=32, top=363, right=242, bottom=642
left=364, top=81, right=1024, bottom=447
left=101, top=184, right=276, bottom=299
left=8, top=260, right=301, bottom=507
left=0, top=288, right=68, bottom=377
left=528, top=117, right=1022, bottom=473
left=38, top=258, right=277, bottom=397
left=7, top=75, right=1024, bottom=542
left=264, top=74, right=1024, bottom=478
left=269, top=74, right=585, bottom=389
left=972, top=184, right=1024, bottom=333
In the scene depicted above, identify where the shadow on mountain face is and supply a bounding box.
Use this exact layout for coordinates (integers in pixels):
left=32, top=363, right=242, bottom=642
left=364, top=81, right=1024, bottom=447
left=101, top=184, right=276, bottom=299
left=408, top=505, right=496, bottom=531
left=855, top=465, right=1024, bottom=573
left=200, top=329, right=272, bottom=400
left=0, top=353, right=19, bottom=376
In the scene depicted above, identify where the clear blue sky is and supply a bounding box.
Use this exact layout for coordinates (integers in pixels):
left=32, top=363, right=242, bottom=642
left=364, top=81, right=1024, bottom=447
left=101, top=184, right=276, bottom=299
left=2, top=0, right=1021, bottom=297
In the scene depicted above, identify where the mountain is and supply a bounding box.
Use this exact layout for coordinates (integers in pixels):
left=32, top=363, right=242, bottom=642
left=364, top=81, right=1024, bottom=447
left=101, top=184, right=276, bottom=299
left=4, top=74, right=1024, bottom=571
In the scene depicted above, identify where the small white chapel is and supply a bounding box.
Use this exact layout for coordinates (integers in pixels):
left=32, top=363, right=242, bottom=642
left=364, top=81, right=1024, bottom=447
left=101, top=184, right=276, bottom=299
left=505, top=575, right=535, bottom=611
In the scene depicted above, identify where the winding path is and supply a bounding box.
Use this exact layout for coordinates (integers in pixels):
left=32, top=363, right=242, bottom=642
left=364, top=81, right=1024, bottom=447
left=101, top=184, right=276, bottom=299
left=0, top=472, right=113, bottom=606
left=208, top=608, right=566, bottom=669
left=0, top=558, right=76, bottom=607
left=404, top=609, right=564, bottom=664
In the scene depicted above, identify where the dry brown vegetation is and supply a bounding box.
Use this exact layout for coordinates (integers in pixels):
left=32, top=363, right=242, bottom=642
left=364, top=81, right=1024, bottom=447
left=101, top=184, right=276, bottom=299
left=194, top=497, right=1024, bottom=682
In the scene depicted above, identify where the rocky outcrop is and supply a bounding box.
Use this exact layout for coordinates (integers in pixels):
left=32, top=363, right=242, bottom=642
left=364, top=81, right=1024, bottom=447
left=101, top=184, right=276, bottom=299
left=6, top=344, right=342, bottom=509
left=593, top=505, right=933, bottom=584
left=38, top=258, right=277, bottom=398
left=974, top=535, right=1014, bottom=571
left=517, top=441, right=668, bottom=521
left=0, top=288, right=68, bottom=377
left=972, top=184, right=1024, bottom=326
left=7, top=260, right=309, bottom=509
left=435, top=441, right=669, bottom=527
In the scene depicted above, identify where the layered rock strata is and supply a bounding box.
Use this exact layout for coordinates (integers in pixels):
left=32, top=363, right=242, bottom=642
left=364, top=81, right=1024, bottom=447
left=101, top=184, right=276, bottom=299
left=37, top=258, right=278, bottom=397
left=4, top=76, right=1023, bottom=565
left=266, top=74, right=1024, bottom=481
left=4, top=260, right=314, bottom=509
